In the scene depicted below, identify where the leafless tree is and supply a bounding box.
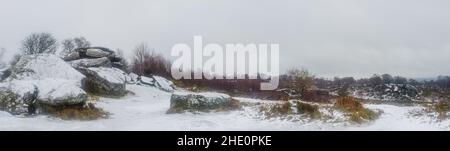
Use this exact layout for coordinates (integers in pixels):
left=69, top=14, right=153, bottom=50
left=61, top=39, right=75, bottom=53
left=132, top=43, right=151, bottom=75
left=21, top=32, right=58, bottom=54
left=131, top=43, right=171, bottom=77
left=285, top=68, right=315, bottom=94
left=73, top=37, right=91, bottom=48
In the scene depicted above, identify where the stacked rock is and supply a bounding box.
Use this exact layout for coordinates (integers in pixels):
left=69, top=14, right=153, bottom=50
left=63, top=47, right=126, bottom=71
left=63, top=47, right=128, bottom=97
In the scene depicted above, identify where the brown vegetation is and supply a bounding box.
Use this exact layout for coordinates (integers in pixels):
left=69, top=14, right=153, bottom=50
left=131, top=43, right=171, bottom=78
left=41, top=103, right=109, bottom=121
left=259, top=102, right=292, bottom=118
left=296, top=101, right=321, bottom=119
left=434, top=102, right=450, bottom=119
left=334, top=96, right=378, bottom=123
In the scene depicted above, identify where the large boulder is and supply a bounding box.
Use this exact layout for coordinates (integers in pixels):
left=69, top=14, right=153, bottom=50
left=77, top=67, right=127, bottom=97
left=0, top=82, right=38, bottom=115
left=32, top=79, right=88, bottom=106
left=152, top=75, right=175, bottom=92
left=0, top=79, right=88, bottom=115
left=63, top=47, right=127, bottom=72
left=7, top=54, right=86, bottom=81
left=0, top=54, right=88, bottom=115
left=167, top=92, right=238, bottom=113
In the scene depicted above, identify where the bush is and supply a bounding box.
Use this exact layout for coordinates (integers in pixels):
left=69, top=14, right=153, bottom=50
left=334, top=96, right=378, bottom=123
left=131, top=43, right=171, bottom=78
left=296, top=101, right=321, bottom=119
left=434, top=102, right=450, bottom=119
left=21, top=32, right=58, bottom=54
left=259, top=102, right=292, bottom=118
left=41, top=103, right=109, bottom=121
left=281, top=68, right=314, bottom=94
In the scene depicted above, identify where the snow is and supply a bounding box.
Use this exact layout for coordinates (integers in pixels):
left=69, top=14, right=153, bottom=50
left=1, top=84, right=449, bottom=131
left=173, top=91, right=230, bottom=99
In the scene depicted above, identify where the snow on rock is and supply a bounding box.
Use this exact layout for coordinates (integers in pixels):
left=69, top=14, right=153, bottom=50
left=128, top=73, right=175, bottom=92
left=69, top=57, right=111, bottom=68
left=139, top=75, right=156, bottom=86
left=152, top=75, right=175, bottom=92
left=77, top=67, right=126, bottom=97
left=62, top=51, right=80, bottom=61
left=125, top=73, right=139, bottom=84
left=168, top=91, right=235, bottom=113
left=64, top=47, right=127, bottom=72
left=1, top=79, right=87, bottom=108
left=0, top=82, right=38, bottom=115
left=0, top=54, right=88, bottom=115
left=7, top=54, right=85, bottom=81
left=85, top=48, right=113, bottom=58
left=32, top=79, right=88, bottom=106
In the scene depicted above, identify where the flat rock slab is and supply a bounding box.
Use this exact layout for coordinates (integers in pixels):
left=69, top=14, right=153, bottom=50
left=168, top=92, right=238, bottom=113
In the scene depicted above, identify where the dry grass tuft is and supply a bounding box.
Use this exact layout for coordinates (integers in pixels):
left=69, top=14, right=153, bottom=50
left=334, top=96, right=378, bottom=123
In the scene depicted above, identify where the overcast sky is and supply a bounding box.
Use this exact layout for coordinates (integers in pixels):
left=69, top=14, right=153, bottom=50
left=1, top=0, right=450, bottom=78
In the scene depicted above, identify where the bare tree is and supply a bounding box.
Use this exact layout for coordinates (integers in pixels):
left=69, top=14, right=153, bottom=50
left=21, top=32, right=58, bottom=54
left=61, top=39, right=75, bottom=53
left=286, top=68, right=315, bottom=94
left=132, top=43, right=151, bottom=75
left=60, top=37, right=91, bottom=56
left=73, top=37, right=91, bottom=48
left=131, top=43, right=171, bottom=77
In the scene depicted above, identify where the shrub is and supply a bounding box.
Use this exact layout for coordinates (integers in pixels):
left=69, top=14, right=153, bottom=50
left=281, top=68, right=314, bottom=94
left=335, top=96, right=364, bottom=112
left=259, top=102, right=292, bottom=118
left=434, top=102, right=450, bottom=119
left=228, top=98, right=241, bottom=110
left=334, top=96, right=378, bottom=123
left=131, top=43, right=171, bottom=78
left=21, top=32, right=58, bottom=54
left=41, top=103, right=109, bottom=121
left=296, top=101, right=321, bottom=119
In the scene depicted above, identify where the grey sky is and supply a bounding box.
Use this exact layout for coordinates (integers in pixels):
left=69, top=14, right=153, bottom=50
left=1, top=0, right=450, bottom=78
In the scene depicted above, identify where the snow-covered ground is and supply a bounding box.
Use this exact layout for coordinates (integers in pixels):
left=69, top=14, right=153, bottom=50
left=0, top=84, right=449, bottom=131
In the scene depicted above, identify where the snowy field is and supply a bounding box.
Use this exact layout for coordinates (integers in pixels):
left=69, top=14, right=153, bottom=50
left=0, top=85, right=449, bottom=131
